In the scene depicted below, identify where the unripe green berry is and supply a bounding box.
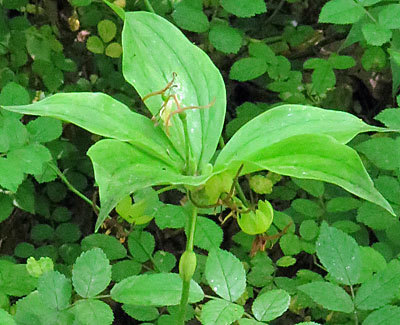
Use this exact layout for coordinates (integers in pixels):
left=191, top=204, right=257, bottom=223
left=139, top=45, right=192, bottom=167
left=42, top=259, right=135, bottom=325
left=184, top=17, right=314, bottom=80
left=179, top=251, right=197, bottom=282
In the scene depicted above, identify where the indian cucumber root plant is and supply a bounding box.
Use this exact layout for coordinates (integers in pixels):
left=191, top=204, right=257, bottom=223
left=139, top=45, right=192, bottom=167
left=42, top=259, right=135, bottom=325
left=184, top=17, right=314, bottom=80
left=1, top=5, right=400, bottom=325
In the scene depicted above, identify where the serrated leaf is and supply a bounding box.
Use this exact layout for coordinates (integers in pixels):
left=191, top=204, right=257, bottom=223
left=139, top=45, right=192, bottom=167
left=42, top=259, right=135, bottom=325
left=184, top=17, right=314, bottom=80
left=201, top=299, right=244, bottom=325
left=220, top=0, right=266, bottom=18
left=0, top=193, right=13, bottom=222
left=355, top=260, right=400, bottom=310
left=0, top=261, right=37, bottom=296
left=209, top=24, right=242, bottom=54
left=111, top=273, right=204, bottom=306
left=362, top=23, right=392, bottom=46
left=378, top=4, right=400, bottom=30
left=205, top=248, right=246, bottom=301
left=356, top=201, right=395, bottom=230
left=112, top=260, right=142, bottom=282
left=356, top=137, right=400, bottom=170
left=291, top=178, right=324, bottom=197
left=72, top=248, right=111, bottom=298
left=7, top=143, right=52, bottom=175
left=155, top=204, right=187, bottom=229
left=0, top=157, right=24, bottom=192
left=122, top=305, right=159, bottom=321
left=38, top=270, right=71, bottom=310
left=328, top=54, right=356, bottom=69
left=316, top=222, right=361, bottom=285
left=298, top=281, right=354, bottom=313
left=229, top=57, right=267, bottom=81
left=0, top=82, right=30, bottom=106
left=194, top=216, right=223, bottom=251
left=363, top=305, right=400, bottom=325
left=81, top=233, right=127, bottom=260
left=292, top=199, right=323, bottom=219
left=72, top=299, right=114, bottom=325
left=319, top=0, right=365, bottom=24
left=311, top=63, right=336, bottom=94
left=252, top=289, right=290, bottom=322
left=27, top=117, right=63, bottom=143
left=0, top=309, right=15, bottom=325
left=172, top=0, right=209, bottom=33
left=326, top=197, right=361, bottom=213
left=127, top=230, right=155, bottom=263
left=375, top=108, right=400, bottom=130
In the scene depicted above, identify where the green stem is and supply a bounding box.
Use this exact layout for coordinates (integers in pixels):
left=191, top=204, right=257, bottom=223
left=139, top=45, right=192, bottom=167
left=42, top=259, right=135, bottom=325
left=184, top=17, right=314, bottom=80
left=156, top=185, right=176, bottom=195
left=48, top=162, right=99, bottom=210
left=143, top=0, right=155, bottom=13
left=349, top=285, right=359, bottom=325
left=177, top=205, right=198, bottom=324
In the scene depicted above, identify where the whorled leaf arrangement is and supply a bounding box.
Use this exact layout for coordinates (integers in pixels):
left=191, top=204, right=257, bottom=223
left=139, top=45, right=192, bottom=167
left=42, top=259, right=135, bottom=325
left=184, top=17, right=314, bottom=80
left=0, top=11, right=395, bottom=232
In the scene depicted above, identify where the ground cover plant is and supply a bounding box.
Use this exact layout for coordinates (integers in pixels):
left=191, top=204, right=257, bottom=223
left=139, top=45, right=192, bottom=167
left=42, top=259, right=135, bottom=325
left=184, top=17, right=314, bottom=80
left=2, top=0, right=400, bottom=324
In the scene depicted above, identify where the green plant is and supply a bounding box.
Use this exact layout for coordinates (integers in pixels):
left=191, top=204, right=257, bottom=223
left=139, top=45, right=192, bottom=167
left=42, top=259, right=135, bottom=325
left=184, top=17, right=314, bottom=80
left=1, top=8, right=397, bottom=324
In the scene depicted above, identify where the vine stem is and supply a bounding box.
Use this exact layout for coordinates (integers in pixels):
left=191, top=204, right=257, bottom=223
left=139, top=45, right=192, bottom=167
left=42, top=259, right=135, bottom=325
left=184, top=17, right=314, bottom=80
left=48, top=162, right=100, bottom=211
left=177, top=204, right=198, bottom=324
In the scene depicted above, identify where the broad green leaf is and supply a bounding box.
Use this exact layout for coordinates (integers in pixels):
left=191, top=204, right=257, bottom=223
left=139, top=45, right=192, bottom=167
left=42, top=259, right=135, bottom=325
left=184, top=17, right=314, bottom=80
left=0, top=82, right=30, bottom=106
left=0, top=309, right=15, bottom=325
left=279, top=234, right=301, bottom=256
left=276, top=256, right=296, bottom=267
left=14, top=291, right=61, bottom=325
left=292, top=199, right=323, bottom=219
left=26, top=117, right=63, bottom=143
left=14, top=242, right=35, bottom=259
left=153, top=251, right=176, bottom=273
left=0, top=193, right=13, bottom=222
left=311, top=63, right=335, bottom=94
left=248, top=42, right=277, bottom=65
left=0, top=157, right=24, bottom=192
left=112, top=260, right=142, bottom=282
left=363, top=306, right=400, bottom=325
left=14, top=180, right=36, bottom=214
left=299, top=220, right=319, bottom=241
left=87, top=139, right=206, bottom=230
left=316, top=222, right=361, bottom=285
left=358, top=246, right=386, bottom=283
left=7, top=143, right=52, bottom=175
left=298, top=281, right=354, bottom=313
left=172, top=0, right=209, bottom=33
left=378, top=4, right=400, bottom=30
left=72, top=248, right=111, bottom=298
left=355, top=260, right=400, bottom=310
left=291, top=178, right=324, bottom=197
left=229, top=57, right=267, bottom=81
left=122, top=305, right=159, bottom=321
left=209, top=24, right=242, bottom=54
left=375, top=108, right=400, bottom=130
left=252, top=289, right=290, bottom=322
left=194, top=216, right=223, bottom=251
left=220, top=0, right=266, bottom=18
left=216, top=105, right=384, bottom=168
left=38, top=270, right=71, bottom=310
left=155, top=204, right=187, bottom=229
left=0, top=93, right=179, bottom=167
left=356, top=137, right=400, bottom=170
left=205, top=248, right=246, bottom=301
left=127, top=230, right=155, bottom=263
left=319, top=0, right=365, bottom=24
left=105, top=42, right=122, bottom=58
left=86, top=36, right=104, bottom=54
left=375, top=175, right=400, bottom=205
left=98, top=19, right=117, bottom=43
left=81, top=233, right=127, bottom=260
left=328, top=54, right=356, bottom=69
left=0, top=260, right=37, bottom=296
left=362, top=23, right=392, bottom=46
left=122, top=12, right=225, bottom=172
left=201, top=299, right=244, bottom=325
left=111, top=273, right=204, bottom=306
left=326, top=197, right=361, bottom=212
left=356, top=202, right=395, bottom=230
left=72, top=299, right=114, bottom=325
left=218, top=133, right=393, bottom=215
